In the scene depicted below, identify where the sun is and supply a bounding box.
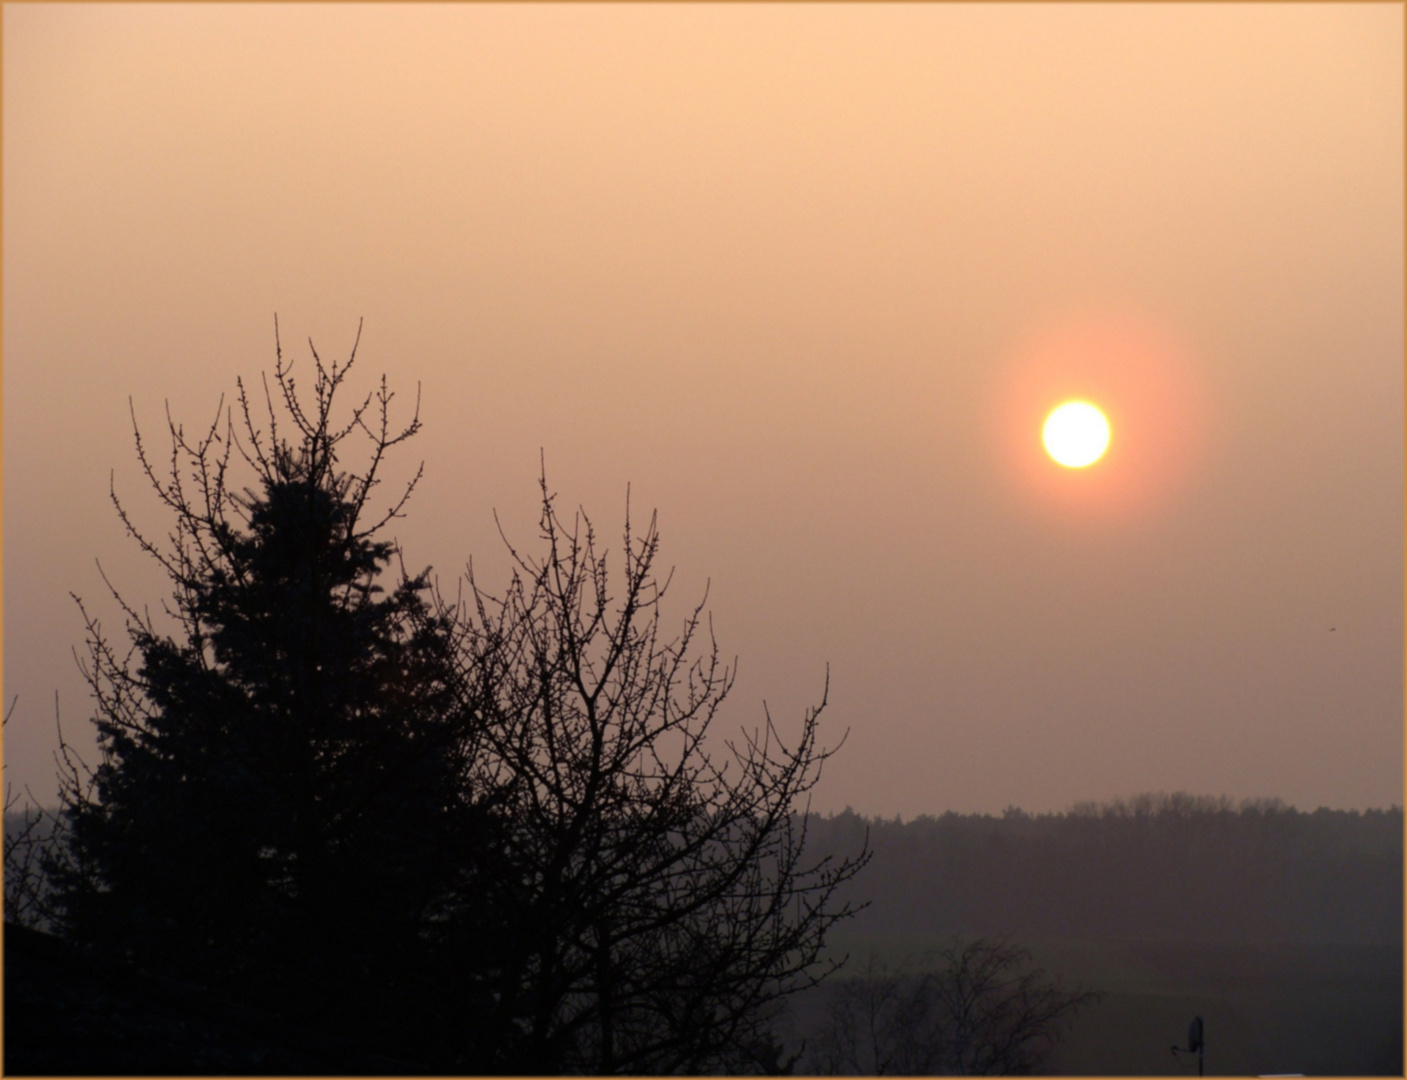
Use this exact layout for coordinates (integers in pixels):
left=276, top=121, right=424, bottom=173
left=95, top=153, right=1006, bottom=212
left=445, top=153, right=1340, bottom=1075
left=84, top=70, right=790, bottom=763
left=1043, top=401, right=1110, bottom=468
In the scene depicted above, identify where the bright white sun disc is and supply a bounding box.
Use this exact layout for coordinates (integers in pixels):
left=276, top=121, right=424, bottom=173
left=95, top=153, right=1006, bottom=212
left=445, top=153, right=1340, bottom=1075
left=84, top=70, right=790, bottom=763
left=1043, top=401, right=1110, bottom=468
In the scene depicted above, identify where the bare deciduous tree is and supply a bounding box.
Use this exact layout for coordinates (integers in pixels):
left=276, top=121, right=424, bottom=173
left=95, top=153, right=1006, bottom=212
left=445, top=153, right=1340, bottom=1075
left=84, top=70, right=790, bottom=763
left=3, top=697, right=66, bottom=931
left=808, top=938, right=1100, bottom=1075
left=437, top=479, right=871, bottom=1073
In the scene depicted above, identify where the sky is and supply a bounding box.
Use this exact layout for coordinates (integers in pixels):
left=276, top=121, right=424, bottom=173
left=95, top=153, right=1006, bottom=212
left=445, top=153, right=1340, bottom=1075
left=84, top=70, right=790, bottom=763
left=4, top=3, right=1402, bottom=818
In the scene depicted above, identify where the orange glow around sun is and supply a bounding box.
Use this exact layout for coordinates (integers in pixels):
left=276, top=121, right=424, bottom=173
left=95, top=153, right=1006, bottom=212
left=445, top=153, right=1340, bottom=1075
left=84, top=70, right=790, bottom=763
left=987, top=308, right=1211, bottom=527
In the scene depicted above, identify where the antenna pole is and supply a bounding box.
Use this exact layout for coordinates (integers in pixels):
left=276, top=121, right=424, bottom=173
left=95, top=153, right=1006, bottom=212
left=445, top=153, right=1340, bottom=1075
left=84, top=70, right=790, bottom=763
left=1172, top=1015, right=1205, bottom=1075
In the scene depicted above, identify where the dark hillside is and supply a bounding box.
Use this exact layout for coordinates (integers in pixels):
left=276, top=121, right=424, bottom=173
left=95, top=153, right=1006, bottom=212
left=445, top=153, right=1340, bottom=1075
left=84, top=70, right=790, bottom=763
left=10, top=795, right=1399, bottom=1074
left=783, top=796, right=1402, bottom=1075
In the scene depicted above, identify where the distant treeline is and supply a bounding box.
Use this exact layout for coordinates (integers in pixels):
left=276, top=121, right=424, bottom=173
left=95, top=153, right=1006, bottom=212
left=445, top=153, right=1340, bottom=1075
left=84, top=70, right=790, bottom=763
left=805, top=792, right=1402, bottom=945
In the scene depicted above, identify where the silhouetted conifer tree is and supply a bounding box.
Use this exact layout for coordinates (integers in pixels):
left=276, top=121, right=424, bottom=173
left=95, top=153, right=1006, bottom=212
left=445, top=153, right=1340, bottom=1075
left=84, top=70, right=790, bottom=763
left=48, top=324, right=486, bottom=1066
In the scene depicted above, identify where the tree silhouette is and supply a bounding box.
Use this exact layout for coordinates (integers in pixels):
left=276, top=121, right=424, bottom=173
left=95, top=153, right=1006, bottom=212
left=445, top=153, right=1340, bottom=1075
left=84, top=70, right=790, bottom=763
left=434, top=478, right=870, bottom=1073
left=48, top=324, right=489, bottom=1065
left=4, top=698, right=63, bottom=931
left=808, top=938, right=1100, bottom=1075
left=41, top=323, right=868, bottom=1073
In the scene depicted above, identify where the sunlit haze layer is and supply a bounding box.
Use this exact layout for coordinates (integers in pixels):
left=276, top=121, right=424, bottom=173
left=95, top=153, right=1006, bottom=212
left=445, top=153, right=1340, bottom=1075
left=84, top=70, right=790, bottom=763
left=4, top=4, right=1402, bottom=816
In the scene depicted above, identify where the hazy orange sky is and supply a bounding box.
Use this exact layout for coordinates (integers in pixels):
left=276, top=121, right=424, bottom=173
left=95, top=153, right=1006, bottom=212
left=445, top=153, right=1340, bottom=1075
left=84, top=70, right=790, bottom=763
left=4, top=3, right=1402, bottom=816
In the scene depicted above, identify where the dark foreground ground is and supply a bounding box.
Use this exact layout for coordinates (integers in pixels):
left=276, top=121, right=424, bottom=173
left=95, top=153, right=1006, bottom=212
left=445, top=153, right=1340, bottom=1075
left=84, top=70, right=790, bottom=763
left=7, top=922, right=1402, bottom=1075
left=4, top=922, right=423, bottom=1075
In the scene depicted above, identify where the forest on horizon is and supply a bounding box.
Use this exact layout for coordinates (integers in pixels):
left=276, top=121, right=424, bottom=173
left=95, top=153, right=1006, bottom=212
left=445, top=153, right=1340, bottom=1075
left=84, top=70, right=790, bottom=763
left=804, top=793, right=1401, bottom=946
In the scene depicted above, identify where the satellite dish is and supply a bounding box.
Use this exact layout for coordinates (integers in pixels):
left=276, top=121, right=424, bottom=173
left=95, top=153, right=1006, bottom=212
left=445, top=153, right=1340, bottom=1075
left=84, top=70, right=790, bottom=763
left=1188, top=1016, right=1204, bottom=1054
